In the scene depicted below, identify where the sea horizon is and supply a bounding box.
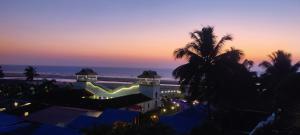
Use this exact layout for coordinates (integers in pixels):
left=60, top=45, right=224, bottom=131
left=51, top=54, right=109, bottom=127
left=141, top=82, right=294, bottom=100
left=1, top=64, right=175, bottom=80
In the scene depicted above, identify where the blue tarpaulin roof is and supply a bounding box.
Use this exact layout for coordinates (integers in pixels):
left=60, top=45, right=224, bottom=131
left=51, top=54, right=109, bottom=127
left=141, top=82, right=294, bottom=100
left=0, top=113, right=80, bottom=135
left=67, top=115, right=103, bottom=129
left=0, top=113, right=23, bottom=127
left=0, top=123, right=31, bottom=134
left=68, top=108, right=139, bottom=130
left=159, top=104, right=208, bottom=134
left=98, top=108, right=139, bottom=124
left=32, top=124, right=81, bottom=135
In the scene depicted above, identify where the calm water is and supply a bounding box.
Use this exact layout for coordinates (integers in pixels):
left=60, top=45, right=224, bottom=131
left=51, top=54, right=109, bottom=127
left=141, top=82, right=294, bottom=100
left=2, top=65, right=174, bottom=80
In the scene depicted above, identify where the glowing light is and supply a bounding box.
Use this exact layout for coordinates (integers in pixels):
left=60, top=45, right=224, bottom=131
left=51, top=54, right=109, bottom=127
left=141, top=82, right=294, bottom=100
left=162, top=108, right=167, bottom=112
left=86, top=82, right=139, bottom=95
left=23, top=103, right=31, bottom=106
left=24, top=112, right=29, bottom=117
left=151, top=115, right=158, bottom=119
left=0, top=108, right=6, bottom=112
left=14, top=102, right=18, bottom=107
left=192, top=100, right=199, bottom=105
left=171, top=106, right=175, bottom=110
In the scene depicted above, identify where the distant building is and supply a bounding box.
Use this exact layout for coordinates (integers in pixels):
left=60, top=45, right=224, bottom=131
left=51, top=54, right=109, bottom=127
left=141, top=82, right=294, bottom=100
left=73, top=70, right=163, bottom=113
left=75, top=68, right=98, bottom=82
left=137, top=70, right=161, bottom=110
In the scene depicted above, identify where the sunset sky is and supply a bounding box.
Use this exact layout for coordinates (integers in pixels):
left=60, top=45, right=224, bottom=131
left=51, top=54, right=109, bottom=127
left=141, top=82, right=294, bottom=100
left=1, top=0, right=299, bottom=68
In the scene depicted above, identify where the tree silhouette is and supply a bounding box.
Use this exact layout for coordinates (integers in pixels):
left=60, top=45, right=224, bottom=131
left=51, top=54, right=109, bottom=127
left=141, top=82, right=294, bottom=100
left=24, top=66, right=38, bottom=81
left=172, top=26, right=250, bottom=109
left=259, top=50, right=300, bottom=78
left=39, top=79, right=57, bottom=93
left=0, top=66, right=4, bottom=78
left=258, top=50, right=300, bottom=132
left=259, top=50, right=300, bottom=105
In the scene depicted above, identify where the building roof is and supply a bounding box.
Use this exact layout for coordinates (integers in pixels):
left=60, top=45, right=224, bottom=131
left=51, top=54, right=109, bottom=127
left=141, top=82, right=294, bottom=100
left=26, top=106, right=101, bottom=126
left=137, top=70, right=161, bottom=78
left=68, top=108, right=139, bottom=130
left=97, top=108, right=139, bottom=124
left=31, top=124, right=81, bottom=135
left=159, top=104, right=208, bottom=134
left=75, top=68, right=98, bottom=75
left=0, top=122, right=31, bottom=134
left=0, top=113, right=23, bottom=127
left=31, top=88, right=152, bottom=110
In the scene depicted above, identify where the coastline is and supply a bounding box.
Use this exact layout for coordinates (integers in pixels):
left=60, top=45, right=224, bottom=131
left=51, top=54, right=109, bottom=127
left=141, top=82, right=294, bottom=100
left=3, top=72, right=179, bottom=85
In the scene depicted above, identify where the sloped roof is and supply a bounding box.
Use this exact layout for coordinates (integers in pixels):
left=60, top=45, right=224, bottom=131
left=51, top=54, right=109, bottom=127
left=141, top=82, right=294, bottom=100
left=137, top=70, right=161, bottom=78
left=26, top=106, right=99, bottom=126
left=75, top=68, right=98, bottom=75
left=31, top=88, right=151, bottom=111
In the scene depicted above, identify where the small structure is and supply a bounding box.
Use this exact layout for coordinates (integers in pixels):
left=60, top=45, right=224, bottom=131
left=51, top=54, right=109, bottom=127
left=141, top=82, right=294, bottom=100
left=75, top=68, right=98, bottom=82
left=138, top=70, right=161, bottom=109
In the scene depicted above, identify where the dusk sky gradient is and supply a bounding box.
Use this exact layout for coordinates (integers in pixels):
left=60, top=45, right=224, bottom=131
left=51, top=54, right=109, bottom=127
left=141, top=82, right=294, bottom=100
left=1, top=0, right=300, bottom=68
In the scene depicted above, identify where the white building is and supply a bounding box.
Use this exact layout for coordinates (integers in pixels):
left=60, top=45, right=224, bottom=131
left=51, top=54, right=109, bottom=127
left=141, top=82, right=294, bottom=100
left=74, top=70, right=163, bottom=113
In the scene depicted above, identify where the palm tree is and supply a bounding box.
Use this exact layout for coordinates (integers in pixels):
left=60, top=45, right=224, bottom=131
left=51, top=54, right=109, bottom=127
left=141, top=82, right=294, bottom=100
left=259, top=50, right=300, bottom=134
left=259, top=50, right=300, bottom=96
left=259, top=50, right=300, bottom=108
left=173, top=26, right=249, bottom=113
left=260, top=50, right=299, bottom=77
left=0, top=66, right=4, bottom=78
left=173, top=26, right=241, bottom=98
left=24, top=66, right=38, bottom=81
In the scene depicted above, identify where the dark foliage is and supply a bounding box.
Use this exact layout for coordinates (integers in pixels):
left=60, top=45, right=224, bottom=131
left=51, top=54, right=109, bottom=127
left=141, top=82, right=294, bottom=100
left=24, top=66, right=38, bottom=81
left=0, top=66, right=4, bottom=78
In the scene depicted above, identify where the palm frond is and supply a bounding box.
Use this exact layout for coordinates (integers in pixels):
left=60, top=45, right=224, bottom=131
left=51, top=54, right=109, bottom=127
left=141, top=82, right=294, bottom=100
left=172, top=63, right=196, bottom=84
left=243, top=59, right=254, bottom=70
left=217, top=47, right=244, bottom=62
left=291, top=62, right=300, bottom=72
left=212, top=34, right=233, bottom=57
left=259, top=61, right=272, bottom=69
left=174, top=46, right=200, bottom=60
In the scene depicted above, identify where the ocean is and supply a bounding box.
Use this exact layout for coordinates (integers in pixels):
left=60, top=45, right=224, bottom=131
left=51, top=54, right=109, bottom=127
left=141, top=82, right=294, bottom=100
left=2, top=65, right=174, bottom=80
